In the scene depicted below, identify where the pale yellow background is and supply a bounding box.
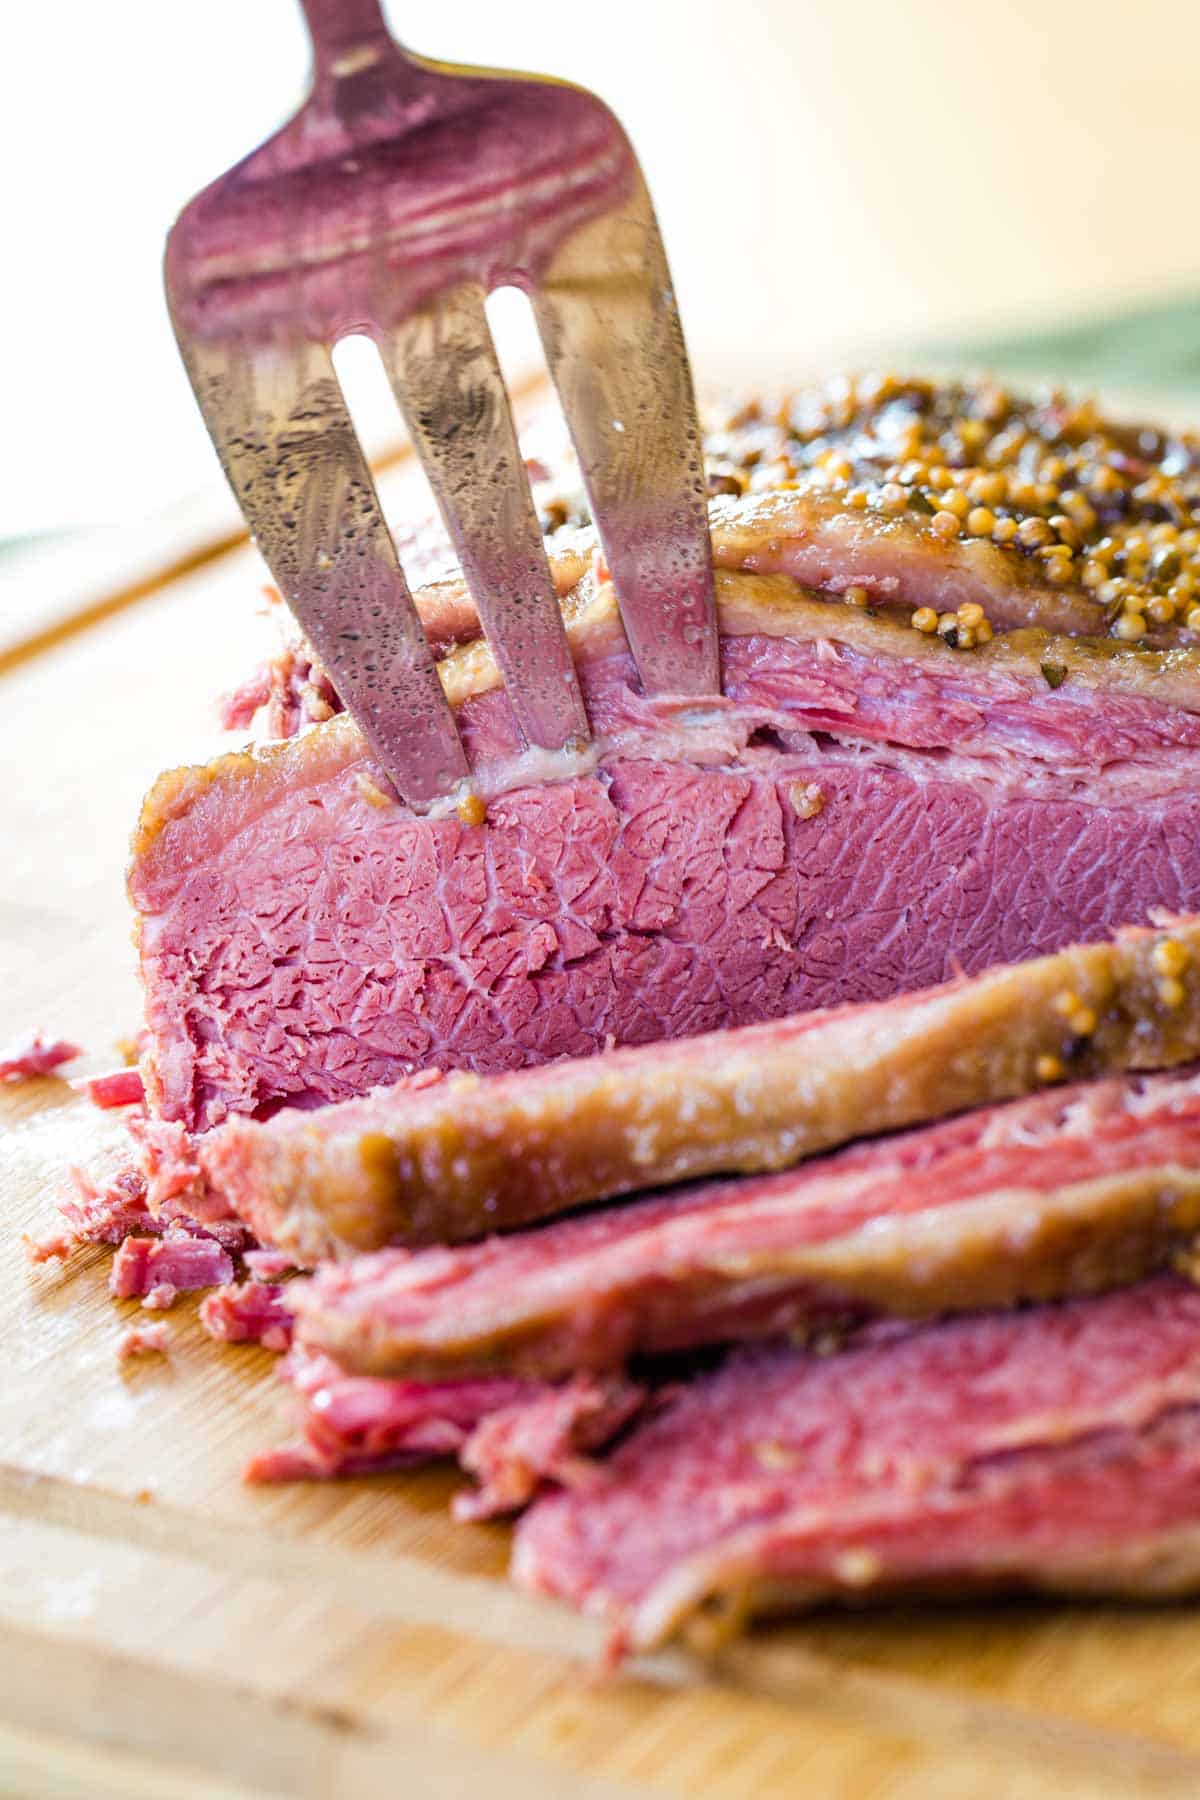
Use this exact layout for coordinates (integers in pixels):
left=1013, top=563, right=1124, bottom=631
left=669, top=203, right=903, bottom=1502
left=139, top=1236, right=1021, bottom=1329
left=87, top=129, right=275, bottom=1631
left=6, top=0, right=1199, bottom=534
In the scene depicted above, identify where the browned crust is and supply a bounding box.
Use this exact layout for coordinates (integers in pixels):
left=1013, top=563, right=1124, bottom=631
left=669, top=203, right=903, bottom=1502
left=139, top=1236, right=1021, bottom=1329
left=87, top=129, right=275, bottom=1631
left=129, top=564, right=1200, bottom=872
left=197, top=919, right=1200, bottom=1261
left=709, top=488, right=1079, bottom=609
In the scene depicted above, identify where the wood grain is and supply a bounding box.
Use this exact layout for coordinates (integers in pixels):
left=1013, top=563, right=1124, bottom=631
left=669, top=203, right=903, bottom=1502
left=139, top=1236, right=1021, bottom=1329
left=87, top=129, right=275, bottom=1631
left=4, top=521, right=1200, bottom=1798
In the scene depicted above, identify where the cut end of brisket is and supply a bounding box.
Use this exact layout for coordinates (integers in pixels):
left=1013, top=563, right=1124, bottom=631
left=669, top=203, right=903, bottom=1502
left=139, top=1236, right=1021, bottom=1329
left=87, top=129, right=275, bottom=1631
left=132, top=546, right=1200, bottom=1139
left=242, top=1346, right=641, bottom=1515
left=243, top=1349, right=538, bottom=1484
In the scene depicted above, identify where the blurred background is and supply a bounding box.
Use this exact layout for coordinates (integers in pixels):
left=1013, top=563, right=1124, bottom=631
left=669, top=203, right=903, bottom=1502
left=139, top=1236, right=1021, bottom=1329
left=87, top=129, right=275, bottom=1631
left=8, top=0, right=1200, bottom=543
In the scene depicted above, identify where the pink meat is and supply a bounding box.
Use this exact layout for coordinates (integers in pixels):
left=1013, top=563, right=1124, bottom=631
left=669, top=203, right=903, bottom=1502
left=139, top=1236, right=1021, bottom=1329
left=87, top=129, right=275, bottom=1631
left=243, top=1249, right=296, bottom=1283
left=60, top=1165, right=154, bottom=1246
left=109, top=1233, right=234, bottom=1303
left=217, top=641, right=339, bottom=740
left=243, top=1349, right=538, bottom=1483
left=217, top=664, right=274, bottom=733
left=454, top=1375, right=645, bottom=1521
left=117, top=1322, right=170, bottom=1359
left=189, top=1217, right=257, bottom=1255
left=172, top=915, right=1200, bottom=1262
left=27, top=1164, right=157, bottom=1264
left=129, top=1117, right=225, bottom=1221
left=71, top=1068, right=145, bottom=1109
left=29, top=1161, right=256, bottom=1266
left=132, top=608, right=1200, bottom=1132
left=293, top=1066, right=1200, bottom=1379
left=200, top=1281, right=293, bottom=1351
left=1, top=1034, right=81, bottom=1081
left=243, top=1350, right=640, bottom=1509
left=513, top=1278, right=1200, bottom=1655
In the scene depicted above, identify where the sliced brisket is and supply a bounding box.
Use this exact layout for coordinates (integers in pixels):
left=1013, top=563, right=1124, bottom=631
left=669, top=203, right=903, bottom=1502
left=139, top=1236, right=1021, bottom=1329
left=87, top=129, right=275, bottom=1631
left=291, top=1067, right=1200, bottom=1380
left=241, top=1350, right=530, bottom=1483
left=187, top=917, right=1200, bottom=1260
left=99, top=378, right=1200, bottom=1649
left=243, top=1349, right=636, bottom=1500
left=132, top=567, right=1200, bottom=1136
left=513, top=1278, right=1200, bottom=1657
left=453, top=1375, right=644, bottom=1521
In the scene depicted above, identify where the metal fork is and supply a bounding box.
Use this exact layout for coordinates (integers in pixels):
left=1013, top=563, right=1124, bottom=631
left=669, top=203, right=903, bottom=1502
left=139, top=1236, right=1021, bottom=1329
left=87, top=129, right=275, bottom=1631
left=165, top=0, right=717, bottom=808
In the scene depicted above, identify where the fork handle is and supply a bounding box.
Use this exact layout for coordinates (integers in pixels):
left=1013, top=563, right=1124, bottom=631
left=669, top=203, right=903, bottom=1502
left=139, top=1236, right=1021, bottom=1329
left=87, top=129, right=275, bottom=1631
left=297, top=0, right=394, bottom=74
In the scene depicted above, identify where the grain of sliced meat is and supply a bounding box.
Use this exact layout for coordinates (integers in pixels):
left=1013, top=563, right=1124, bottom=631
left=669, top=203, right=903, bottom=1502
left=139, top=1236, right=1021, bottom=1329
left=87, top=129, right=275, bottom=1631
left=184, top=917, right=1200, bottom=1259
left=291, top=1066, right=1200, bottom=1379
left=132, top=563, right=1200, bottom=1137
left=513, top=1278, right=1200, bottom=1658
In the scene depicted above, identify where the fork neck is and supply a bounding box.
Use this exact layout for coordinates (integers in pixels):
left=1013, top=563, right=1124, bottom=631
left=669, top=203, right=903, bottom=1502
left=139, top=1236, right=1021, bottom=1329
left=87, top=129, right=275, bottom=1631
left=297, top=0, right=396, bottom=79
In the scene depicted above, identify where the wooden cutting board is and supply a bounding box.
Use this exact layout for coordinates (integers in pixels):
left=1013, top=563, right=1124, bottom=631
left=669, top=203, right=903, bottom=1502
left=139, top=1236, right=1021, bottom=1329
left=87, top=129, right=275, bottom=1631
left=5, top=465, right=1200, bottom=1800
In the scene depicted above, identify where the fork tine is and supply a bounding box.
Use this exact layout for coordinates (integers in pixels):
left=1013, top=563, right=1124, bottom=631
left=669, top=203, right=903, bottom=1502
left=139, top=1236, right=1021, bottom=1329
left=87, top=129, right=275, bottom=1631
left=174, top=336, right=468, bottom=808
left=532, top=174, right=719, bottom=699
left=380, top=287, right=591, bottom=753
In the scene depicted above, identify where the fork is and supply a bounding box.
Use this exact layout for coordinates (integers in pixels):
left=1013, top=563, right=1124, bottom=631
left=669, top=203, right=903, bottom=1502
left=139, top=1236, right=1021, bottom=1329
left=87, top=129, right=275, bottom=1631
left=165, top=0, right=718, bottom=808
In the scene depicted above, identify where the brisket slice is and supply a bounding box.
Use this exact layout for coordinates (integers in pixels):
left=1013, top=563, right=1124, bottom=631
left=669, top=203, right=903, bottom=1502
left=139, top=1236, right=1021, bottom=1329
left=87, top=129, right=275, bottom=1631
left=291, top=1067, right=1200, bottom=1380
left=452, top=1375, right=644, bottom=1521
left=243, top=1348, right=640, bottom=1506
left=512, top=1278, right=1200, bottom=1657
left=132, top=567, right=1200, bottom=1137
left=242, top=1350, right=533, bottom=1483
left=188, top=916, right=1200, bottom=1260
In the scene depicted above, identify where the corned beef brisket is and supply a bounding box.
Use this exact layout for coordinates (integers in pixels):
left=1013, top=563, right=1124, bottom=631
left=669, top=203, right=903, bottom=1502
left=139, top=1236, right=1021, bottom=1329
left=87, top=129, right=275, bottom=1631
left=231, top=376, right=1200, bottom=740
left=107, top=378, right=1200, bottom=1653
